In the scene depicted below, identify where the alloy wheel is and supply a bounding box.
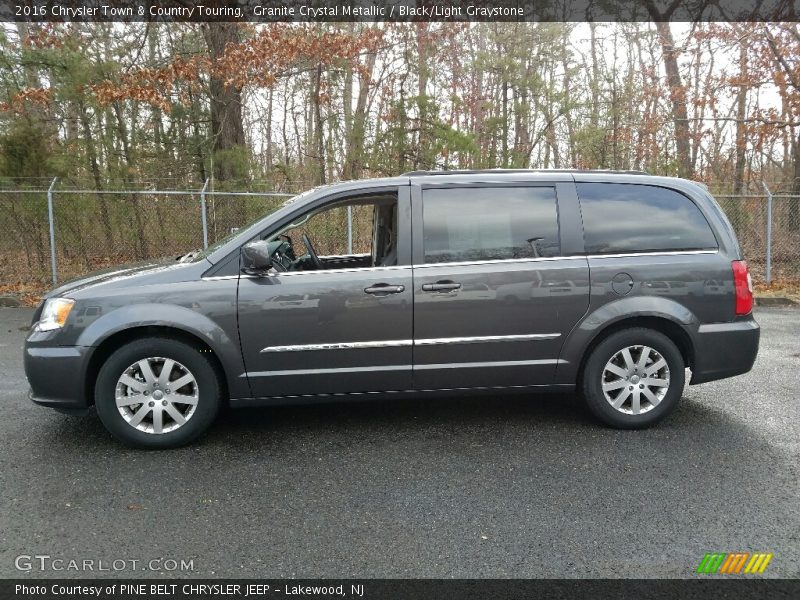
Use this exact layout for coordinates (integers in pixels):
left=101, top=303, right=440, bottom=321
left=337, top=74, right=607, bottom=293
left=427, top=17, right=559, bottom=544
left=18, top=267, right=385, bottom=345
left=601, top=345, right=670, bottom=415
left=114, top=357, right=199, bottom=434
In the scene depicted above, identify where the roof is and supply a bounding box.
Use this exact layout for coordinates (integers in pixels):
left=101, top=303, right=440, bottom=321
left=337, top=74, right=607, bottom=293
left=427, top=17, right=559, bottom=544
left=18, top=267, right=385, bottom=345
left=402, top=169, right=650, bottom=177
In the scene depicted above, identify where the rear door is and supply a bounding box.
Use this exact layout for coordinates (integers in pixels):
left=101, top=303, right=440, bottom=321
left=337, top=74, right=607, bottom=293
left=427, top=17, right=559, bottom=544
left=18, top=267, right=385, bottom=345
left=411, top=181, right=590, bottom=390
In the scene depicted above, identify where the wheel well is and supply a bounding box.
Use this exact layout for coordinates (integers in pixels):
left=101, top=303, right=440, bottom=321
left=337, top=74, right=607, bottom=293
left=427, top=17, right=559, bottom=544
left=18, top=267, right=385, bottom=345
left=84, top=326, right=229, bottom=406
left=576, top=316, right=694, bottom=387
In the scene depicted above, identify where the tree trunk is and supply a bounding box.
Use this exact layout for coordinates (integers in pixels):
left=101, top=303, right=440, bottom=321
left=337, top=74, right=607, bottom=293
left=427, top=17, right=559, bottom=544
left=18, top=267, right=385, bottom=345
left=78, top=102, right=114, bottom=253
left=265, top=86, right=274, bottom=174
left=473, top=28, right=486, bottom=168
left=202, top=23, right=247, bottom=181
left=311, top=62, right=326, bottom=185
left=653, top=21, right=693, bottom=178
left=343, top=49, right=376, bottom=179
left=415, top=22, right=431, bottom=169
left=187, top=87, right=207, bottom=183
left=502, top=79, right=509, bottom=167
left=561, top=26, right=576, bottom=167
left=644, top=3, right=693, bottom=178
left=112, top=102, right=149, bottom=258
left=734, top=41, right=748, bottom=195
left=791, top=131, right=800, bottom=228
left=589, top=22, right=600, bottom=129
left=147, top=27, right=164, bottom=157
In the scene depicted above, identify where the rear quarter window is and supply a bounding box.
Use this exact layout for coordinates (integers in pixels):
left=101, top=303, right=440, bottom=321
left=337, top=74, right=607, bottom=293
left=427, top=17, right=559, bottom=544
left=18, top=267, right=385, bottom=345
left=577, top=183, right=718, bottom=254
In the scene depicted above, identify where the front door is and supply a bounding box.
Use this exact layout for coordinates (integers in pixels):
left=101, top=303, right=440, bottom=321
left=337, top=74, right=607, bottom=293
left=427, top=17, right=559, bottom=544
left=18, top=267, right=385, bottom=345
left=238, top=188, right=413, bottom=398
left=411, top=183, right=590, bottom=390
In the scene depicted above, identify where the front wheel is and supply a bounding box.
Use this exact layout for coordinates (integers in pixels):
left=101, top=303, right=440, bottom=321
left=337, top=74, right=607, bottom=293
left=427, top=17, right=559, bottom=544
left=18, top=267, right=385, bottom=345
left=95, top=337, right=222, bottom=449
left=581, top=328, right=685, bottom=429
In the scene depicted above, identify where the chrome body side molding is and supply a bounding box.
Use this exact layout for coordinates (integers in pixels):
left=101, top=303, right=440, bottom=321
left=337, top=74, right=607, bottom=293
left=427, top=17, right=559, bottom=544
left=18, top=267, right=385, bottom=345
left=244, top=358, right=564, bottom=378
left=260, top=333, right=561, bottom=353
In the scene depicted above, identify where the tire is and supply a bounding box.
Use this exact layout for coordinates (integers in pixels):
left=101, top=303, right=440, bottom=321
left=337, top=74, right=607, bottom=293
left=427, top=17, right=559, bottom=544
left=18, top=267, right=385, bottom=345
left=581, top=328, right=685, bottom=429
left=95, top=337, right=222, bottom=449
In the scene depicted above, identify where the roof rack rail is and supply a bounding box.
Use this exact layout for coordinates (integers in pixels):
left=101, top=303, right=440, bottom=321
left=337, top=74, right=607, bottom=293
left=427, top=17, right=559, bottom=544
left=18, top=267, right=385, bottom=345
left=401, top=168, right=651, bottom=176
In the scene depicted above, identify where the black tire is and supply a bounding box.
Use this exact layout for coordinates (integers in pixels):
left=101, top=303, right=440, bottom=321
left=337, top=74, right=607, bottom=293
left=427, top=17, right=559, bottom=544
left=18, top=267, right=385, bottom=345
left=95, top=337, right=222, bottom=449
left=581, top=328, right=685, bottom=429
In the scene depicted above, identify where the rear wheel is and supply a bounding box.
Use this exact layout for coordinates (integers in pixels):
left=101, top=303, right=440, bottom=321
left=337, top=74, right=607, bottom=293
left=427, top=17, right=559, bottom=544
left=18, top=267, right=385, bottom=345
left=95, top=337, right=222, bottom=449
left=581, top=328, right=684, bottom=429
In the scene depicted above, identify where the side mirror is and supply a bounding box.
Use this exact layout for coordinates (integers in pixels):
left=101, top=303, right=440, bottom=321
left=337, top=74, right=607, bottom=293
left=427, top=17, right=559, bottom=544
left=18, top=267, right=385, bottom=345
left=241, top=240, right=273, bottom=275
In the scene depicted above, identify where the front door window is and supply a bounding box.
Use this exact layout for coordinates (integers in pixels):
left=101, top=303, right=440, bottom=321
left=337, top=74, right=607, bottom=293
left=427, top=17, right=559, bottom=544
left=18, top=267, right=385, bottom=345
left=263, top=194, right=400, bottom=272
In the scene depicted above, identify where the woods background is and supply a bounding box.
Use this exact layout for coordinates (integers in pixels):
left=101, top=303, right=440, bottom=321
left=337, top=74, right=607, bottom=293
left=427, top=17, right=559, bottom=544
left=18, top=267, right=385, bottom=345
left=1, top=19, right=800, bottom=294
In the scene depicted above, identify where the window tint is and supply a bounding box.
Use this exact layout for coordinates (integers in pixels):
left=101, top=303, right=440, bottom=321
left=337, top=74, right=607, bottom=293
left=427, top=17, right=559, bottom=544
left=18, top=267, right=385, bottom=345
left=577, top=183, right=718, bottom=254
left=422, top=187, right=560, bottom=263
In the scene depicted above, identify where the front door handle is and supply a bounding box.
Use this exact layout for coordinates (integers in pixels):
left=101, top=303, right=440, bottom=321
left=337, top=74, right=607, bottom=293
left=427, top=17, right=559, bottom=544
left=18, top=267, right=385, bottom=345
left=364, top=284, right=405, bottom=295
left=422, top=281, right=462, bottom=292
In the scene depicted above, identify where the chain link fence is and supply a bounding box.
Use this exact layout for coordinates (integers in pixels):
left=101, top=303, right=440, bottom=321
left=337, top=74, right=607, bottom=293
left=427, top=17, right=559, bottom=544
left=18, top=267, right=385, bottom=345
left=0, top=182, right=294, bottom=286
left=715, top=193, right=800, bottom=284
left=1, top=182, right=799, bottom=289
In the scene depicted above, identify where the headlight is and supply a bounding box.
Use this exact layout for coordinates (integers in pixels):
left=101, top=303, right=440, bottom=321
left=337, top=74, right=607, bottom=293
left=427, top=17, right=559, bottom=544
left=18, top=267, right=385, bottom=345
left=37, top=298, right=75, bottom=331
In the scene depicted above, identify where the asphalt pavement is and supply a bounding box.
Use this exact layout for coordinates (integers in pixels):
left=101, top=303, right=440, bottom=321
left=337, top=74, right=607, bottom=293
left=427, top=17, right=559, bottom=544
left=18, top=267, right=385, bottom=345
left=0, top=307, right=797, bottom=578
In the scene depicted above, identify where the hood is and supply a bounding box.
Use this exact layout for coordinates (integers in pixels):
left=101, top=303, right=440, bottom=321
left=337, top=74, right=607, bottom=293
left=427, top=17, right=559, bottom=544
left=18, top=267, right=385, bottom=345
left=47, top=256, right=211, bottom=299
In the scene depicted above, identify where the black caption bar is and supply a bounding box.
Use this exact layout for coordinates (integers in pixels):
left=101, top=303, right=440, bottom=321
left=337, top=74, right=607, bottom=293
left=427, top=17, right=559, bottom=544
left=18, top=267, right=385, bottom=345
left=4, top=580, right=800, bottom=600
left=1, top=0, right=798, bottom=22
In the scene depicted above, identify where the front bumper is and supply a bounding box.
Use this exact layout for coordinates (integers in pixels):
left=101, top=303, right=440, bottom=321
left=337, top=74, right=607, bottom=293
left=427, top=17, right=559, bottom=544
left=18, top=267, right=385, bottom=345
left=24, top=344, right=92, bottom=410
left=690, top=318, right=760, bottom=384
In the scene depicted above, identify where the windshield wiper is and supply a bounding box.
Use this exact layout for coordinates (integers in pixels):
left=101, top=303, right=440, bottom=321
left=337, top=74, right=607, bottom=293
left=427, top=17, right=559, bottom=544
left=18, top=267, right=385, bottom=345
left=177, top=249, right=201, bottom=262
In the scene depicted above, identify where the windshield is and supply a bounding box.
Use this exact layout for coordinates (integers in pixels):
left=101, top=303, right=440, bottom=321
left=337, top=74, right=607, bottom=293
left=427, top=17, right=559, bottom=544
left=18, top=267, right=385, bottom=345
left=189, top=192, right=305, bottom=262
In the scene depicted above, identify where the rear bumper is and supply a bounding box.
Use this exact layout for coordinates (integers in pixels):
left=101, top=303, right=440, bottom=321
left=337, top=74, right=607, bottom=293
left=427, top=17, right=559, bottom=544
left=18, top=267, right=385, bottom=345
left=24, top=344, right=91, bottom=410
left=690, top=318, right=760, bottom=384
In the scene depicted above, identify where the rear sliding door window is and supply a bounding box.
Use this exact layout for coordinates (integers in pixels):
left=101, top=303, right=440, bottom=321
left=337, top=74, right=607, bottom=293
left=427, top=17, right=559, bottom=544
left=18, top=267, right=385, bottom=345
left=577, top=183, right=718, bottom=254
left=422, top=186, right=560, bottom=263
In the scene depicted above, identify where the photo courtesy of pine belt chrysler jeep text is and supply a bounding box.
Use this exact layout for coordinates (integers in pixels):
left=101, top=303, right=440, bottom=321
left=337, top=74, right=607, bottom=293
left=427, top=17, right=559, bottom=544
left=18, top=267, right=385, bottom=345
left=24, top=170, right=760, bottom=449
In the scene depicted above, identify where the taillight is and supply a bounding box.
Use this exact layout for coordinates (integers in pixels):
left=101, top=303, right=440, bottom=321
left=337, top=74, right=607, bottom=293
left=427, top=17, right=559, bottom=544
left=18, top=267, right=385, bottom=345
left=732, top=260, right=753, bottom=315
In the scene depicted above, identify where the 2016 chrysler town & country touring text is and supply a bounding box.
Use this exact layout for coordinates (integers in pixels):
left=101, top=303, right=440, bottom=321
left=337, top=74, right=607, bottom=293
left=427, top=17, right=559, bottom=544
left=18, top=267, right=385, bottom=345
left=24, top=170, right=760, bottom=448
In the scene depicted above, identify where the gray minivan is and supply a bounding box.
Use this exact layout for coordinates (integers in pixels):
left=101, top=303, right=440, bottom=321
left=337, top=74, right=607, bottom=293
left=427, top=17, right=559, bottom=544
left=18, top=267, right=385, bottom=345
left=24, top=170, right=759, bottom=448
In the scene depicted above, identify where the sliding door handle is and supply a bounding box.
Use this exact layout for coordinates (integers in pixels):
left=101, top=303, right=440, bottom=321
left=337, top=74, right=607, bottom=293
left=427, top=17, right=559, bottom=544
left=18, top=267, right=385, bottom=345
left=364, top=284, right=405, bottom=295
left=422, top=281, right=462, bottom=292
